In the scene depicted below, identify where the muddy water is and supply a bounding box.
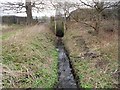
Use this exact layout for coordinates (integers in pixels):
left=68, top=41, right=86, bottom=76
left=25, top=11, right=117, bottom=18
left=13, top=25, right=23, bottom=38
left=56, top=39, right=78, bottom=88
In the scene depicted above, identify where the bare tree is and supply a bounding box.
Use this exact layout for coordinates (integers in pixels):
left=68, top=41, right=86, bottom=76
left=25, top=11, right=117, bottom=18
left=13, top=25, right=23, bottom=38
left=49, top=0, right=119, bottom=34
left=75, top=0, right=119, bottom=34
left=50, top=0, right=77, bottom=30
left=2, top=0, right=45, bottom=24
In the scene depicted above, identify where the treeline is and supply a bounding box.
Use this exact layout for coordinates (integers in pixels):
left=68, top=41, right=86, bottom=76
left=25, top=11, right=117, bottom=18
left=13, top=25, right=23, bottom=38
left=68, top=8, right=118, bottom=22
left=2, top=16, right=38, bottom=25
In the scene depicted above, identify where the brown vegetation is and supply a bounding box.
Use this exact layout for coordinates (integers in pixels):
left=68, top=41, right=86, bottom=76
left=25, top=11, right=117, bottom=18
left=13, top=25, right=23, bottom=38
left=63, top=19, right=118, bottom=88
left=2, top=24, right=58, bottom=88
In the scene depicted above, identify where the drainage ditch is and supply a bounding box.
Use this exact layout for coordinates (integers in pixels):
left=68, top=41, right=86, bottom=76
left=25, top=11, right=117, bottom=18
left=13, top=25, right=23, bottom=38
left=55, top=37, right=79, bottom=89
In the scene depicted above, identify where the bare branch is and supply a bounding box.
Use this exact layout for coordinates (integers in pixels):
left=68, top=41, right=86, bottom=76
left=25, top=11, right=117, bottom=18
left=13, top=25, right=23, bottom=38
left=81, top=21, right=96, bottom=30
left=2, top=0, right=46, bottom=14
left=79, top=0, right=93, bottom=8
left=2, top=2, right=26, bottom=13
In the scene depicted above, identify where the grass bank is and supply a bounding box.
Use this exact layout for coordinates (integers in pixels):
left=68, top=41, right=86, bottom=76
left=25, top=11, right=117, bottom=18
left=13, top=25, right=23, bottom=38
left=2, top=24, right=58, bottom=88
left=1, top=24, right=25, bottom=40
left=63, top=21, right=118, bottom=88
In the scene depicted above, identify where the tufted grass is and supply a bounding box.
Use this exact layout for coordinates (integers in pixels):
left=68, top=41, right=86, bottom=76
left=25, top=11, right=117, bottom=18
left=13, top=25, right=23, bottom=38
left=2, top=24, right=58, bottom=88
left=63, top=21, right=118, bottom=88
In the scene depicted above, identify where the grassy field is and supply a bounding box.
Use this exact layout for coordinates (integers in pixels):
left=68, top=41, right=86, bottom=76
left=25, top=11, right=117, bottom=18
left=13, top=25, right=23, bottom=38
left=2, top=24, right=58, bottom=88
left=1, top=24, right=25, bottom=40
left=63, top=20, right=118, bottom=88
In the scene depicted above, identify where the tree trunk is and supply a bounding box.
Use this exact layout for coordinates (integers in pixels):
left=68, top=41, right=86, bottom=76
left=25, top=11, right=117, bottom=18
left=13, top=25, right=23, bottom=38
left=25, top=0, right=33, bottom=25
left=94, top=13, right=101, bottom=35
left=95, top=22, right=99, bottom=34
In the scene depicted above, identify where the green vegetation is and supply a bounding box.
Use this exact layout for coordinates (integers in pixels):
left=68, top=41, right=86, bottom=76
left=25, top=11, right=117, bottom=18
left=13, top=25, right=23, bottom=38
left=64, top=21, right=118, bottom=88
left=1, top=24, right=24, bottom=40
left=2, top=31, right=16, bottom=40
left=2, top=25, right=58, bottom=88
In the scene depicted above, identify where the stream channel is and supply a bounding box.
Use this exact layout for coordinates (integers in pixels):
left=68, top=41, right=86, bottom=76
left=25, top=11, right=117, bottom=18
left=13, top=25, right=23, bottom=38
left=56, top=38, right=79, bottom=89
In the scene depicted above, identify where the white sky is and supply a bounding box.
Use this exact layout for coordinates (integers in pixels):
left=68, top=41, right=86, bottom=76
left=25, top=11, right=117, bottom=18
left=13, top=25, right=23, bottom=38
left=0, top=0, right=56, bottom=17
left=0, top=0, right=82, bottom=17
left=0, top=0, right=119, bottom=17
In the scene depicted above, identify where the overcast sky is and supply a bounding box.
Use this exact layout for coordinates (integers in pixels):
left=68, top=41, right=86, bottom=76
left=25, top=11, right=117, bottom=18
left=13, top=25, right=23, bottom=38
left=0, top=0, right=83, bottom=17
left=0, top=0, right=119, bottom=17
left=0, top=0, right=52, bottom=17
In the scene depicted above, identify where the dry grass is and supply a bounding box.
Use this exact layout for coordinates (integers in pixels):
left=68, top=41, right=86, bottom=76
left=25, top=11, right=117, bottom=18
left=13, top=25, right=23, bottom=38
left=2, top=24, right=58, bottom=88
left=64, top=20, right=118, bottom=88
left=1, top=24, right=25, bottom=40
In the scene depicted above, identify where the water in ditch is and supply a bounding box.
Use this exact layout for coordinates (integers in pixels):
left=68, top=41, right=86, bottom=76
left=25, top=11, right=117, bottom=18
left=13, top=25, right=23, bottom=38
left=56, top=38, right=78, bottom=89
